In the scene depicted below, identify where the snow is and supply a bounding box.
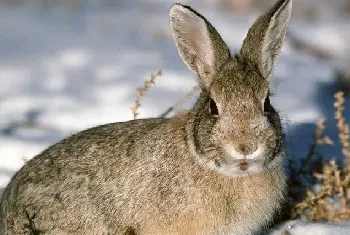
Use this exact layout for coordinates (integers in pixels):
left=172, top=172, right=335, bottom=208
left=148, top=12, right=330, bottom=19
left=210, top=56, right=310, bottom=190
left=0, top=0, right=349, bottom=234
left=269, top=220, right=350, bottom=235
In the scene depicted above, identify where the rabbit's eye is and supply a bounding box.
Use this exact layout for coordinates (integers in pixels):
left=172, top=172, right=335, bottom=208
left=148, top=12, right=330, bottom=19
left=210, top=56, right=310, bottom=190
left=263, top=96, right=271, bottom=113
left=209, top=99, right=219, bottom=115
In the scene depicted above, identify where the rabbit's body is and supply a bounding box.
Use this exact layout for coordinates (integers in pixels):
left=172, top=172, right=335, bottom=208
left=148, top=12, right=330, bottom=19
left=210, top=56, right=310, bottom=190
left=1, top=114, right=285, bottom=235
left=0, top=0, right=292, bottom=234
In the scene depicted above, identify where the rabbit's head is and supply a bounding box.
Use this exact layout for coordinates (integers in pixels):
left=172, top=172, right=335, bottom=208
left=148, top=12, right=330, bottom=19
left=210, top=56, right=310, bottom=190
left=170, top=0, right=292, bottom=177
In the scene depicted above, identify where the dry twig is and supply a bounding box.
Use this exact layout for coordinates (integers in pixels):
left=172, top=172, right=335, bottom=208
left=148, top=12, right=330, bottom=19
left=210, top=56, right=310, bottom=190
left=334, top=92, right=350, bottom=167
left=159, top=85, right=200, bottom=118
left=291, top=92, right=350, bottom=222
left=292, top=118, right=332, bottom=180
left=131, top=70, right=162, bottom=119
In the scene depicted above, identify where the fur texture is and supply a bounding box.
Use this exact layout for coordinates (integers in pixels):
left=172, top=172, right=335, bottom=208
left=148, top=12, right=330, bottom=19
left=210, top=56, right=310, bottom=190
left=0, top=0, right=292, bottom=234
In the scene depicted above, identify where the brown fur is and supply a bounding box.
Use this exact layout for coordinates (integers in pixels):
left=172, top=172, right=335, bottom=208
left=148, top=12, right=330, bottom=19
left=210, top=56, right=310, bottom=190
left=0, top=0, right=292, bottom=234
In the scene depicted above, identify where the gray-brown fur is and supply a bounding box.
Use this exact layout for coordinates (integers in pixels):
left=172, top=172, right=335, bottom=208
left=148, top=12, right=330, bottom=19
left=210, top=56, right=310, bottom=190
left=0, top=0, right=292, bottom=234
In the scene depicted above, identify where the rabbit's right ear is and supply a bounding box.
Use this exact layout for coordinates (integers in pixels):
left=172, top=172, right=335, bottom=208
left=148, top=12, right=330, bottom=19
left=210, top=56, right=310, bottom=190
left=169, top=4, right=230, bottom=88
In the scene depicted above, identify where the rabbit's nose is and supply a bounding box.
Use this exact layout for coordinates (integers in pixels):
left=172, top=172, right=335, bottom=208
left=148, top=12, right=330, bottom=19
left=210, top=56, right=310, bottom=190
left=236, top=143, right=257, bottom=156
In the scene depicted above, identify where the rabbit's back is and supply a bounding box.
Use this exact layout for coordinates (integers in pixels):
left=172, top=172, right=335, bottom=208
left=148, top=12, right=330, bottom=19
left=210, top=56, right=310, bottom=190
left=0, top=117, right=194, bottom=234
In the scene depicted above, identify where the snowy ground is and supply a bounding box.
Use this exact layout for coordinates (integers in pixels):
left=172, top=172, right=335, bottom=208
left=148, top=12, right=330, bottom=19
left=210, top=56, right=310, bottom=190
left=269, top=220, right=350, bottom=235
left=0, top=0, right=349, bottom=234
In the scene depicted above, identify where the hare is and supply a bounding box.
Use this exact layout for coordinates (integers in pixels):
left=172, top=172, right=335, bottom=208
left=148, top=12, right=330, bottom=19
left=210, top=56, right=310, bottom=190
left=0, top=0, right=292, bottom=234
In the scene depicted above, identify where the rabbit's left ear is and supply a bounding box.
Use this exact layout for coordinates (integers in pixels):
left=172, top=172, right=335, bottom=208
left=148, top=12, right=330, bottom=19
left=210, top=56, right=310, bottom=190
left=241, top=0, right=292, bottom=80
left=169, top=4, right=230, bottom=88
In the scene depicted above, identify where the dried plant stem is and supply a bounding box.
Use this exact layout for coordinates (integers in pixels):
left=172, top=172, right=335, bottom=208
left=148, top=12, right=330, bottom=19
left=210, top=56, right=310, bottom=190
left=334, top=91, right=350, bottom=167
left=292, top=159, right=350, bottom=221
left=297, top=118, right=332, bottom=176
left=159, top=84, right=200, bottom=118
left=131, top=70, right=162, bottom=120
left=292, top=92, right=350, bottom=222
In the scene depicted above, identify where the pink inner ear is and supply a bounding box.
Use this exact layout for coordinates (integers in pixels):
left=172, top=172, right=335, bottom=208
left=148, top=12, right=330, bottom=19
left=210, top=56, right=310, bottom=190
left=191, top=22, right=214, bottom=68
left=171, top=5, right=214, bottom=69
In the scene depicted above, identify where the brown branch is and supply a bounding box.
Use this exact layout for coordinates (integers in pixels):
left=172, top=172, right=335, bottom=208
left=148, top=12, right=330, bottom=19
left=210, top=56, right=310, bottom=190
left=296, top=118, right=332, bottom=178
left=334, top=91, right=350, bottom=167
left=131, top=70, right=162, bottom=119
left=159, top=84, right=200, bottom=118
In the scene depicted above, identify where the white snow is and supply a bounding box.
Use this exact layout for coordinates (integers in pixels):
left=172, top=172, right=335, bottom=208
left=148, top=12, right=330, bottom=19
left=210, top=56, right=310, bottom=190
left=0, top=0, right=349, bottom=234
left=269, top=220, right=350, bottom=235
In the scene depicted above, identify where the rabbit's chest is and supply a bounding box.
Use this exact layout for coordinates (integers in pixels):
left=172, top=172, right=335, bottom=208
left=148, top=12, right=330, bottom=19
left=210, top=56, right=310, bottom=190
left=141, top=173, right=285, bottom=235
left=211, top=173, right=286, bottom=235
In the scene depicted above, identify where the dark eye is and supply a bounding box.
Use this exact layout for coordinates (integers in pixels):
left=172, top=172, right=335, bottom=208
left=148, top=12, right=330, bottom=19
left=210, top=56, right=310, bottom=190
left=209, top=99, right=219, bottom=115
left=263, top=96, right=271, bottom=113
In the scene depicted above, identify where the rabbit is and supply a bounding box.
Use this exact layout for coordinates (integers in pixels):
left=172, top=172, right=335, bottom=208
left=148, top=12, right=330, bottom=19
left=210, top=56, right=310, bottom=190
left=0, top=0, right=292, bottom=234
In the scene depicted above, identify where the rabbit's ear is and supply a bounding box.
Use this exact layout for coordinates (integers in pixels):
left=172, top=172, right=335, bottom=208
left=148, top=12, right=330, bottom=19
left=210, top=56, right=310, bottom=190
left=241, top=0, right=292, bottom=79
left=169, top=4, right=230, bottom=87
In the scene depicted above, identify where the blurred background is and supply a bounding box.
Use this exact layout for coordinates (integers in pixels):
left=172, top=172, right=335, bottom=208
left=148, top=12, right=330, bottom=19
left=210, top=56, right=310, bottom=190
left=0, top=0, right=349, bottom=188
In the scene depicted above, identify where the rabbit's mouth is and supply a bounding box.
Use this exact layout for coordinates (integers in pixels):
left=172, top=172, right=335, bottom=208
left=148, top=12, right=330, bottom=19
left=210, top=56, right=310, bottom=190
left=219, top=157, right=282, bottom=177
left=210, top=158, right=269, bottom=177
left=210, top=144, right=282, bottom=176
left=235, top=159, right=265, bottom=172
left=192, top=144, right=283, bottom=177
left=239, top=161, right=249, bottom=171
